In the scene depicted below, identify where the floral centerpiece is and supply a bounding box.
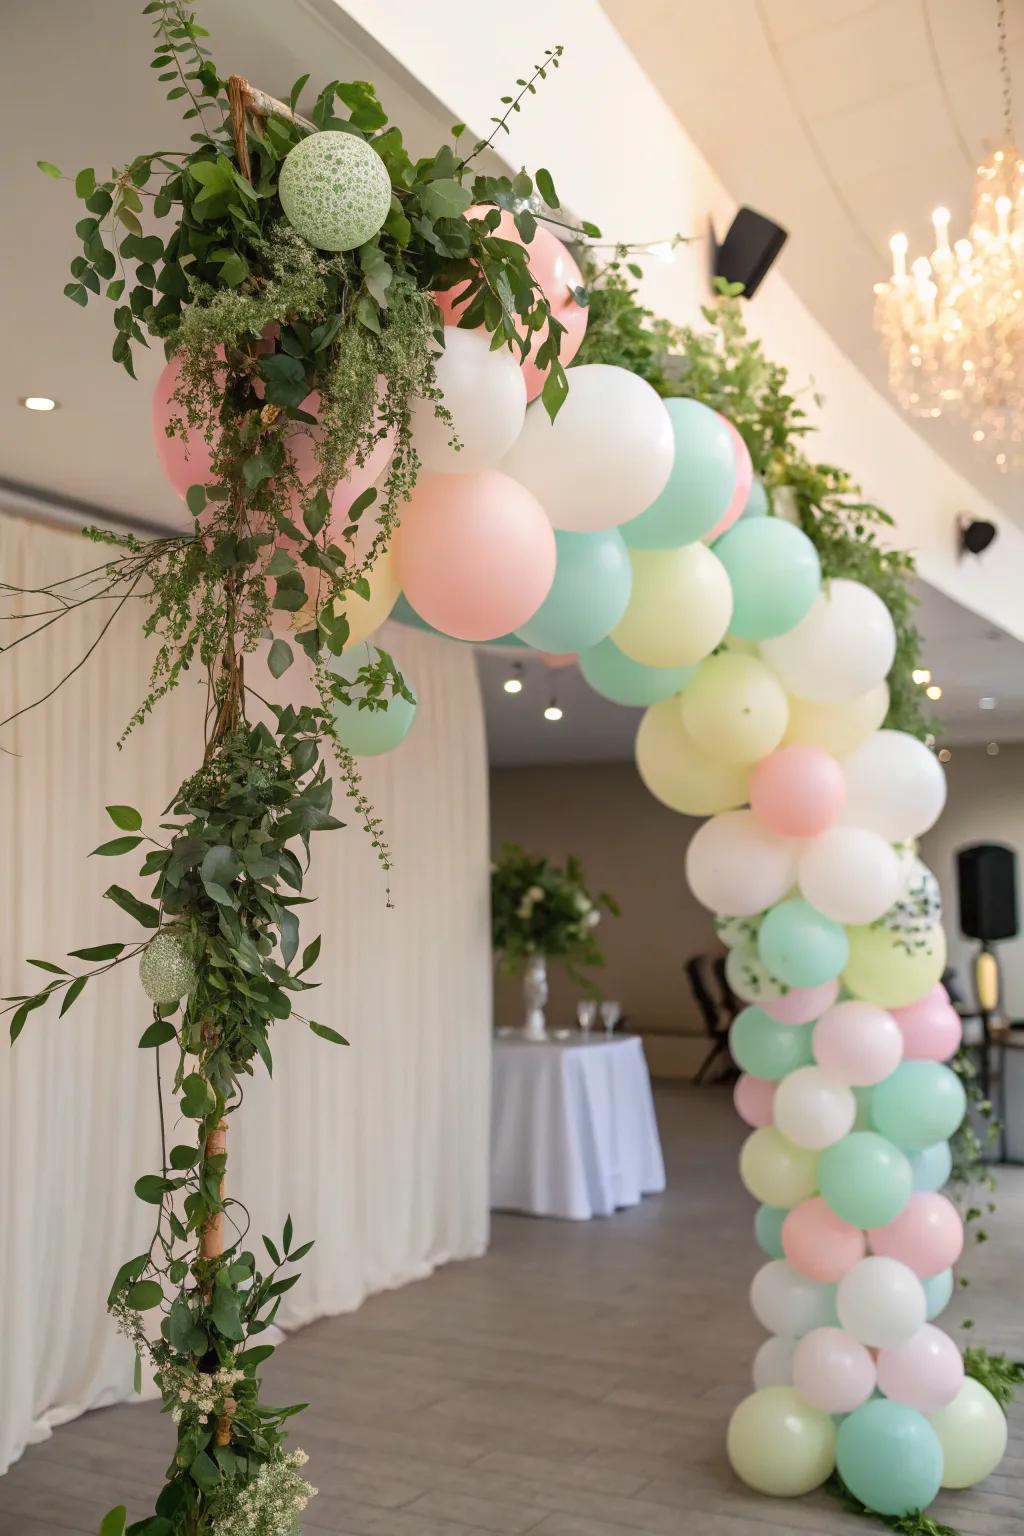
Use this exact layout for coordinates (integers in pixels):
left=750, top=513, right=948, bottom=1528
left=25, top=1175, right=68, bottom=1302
left=491, top=843, right=618, bottom=1037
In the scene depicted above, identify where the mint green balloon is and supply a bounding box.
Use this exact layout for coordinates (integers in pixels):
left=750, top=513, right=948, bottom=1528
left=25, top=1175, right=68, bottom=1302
left=922, top=1268, right=953, bottom=1320
left=729, top=1006, right=814, bottom=1081
left=818, top=1131, right=912, bottom=1228
left=871, top=1062, right=967, bottom=1151
left=837, top=1400, right=942, bottom=1516
left=622, top=398, right=735, bottom=548
left=713, top=519, right=821, bottom=639
left=391, top=593, right=526, bottom=648
left=755, top=1204, right=787, bottom=1258
left=757, top=899, right=849, bottom=988
left=516, top=528, right=631, bottom=652
left=328, top=652, right=417, bottom=757
left=741, top=477, right=769, bottom=519
left=578, top=636, right=693, bottom=706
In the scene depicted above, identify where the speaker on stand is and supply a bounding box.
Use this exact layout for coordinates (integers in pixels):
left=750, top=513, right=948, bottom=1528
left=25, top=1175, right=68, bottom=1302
left=956, top=843, right=1019, bottom=1152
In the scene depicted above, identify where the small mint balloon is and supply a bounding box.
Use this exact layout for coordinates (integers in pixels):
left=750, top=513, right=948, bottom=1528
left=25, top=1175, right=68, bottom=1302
left=922, top=1267, right=954, bottom=1320
left=758, top=898, right=849, bottom=988
left=871, top=1061, right=967, bottom=1151
left=621, top=399, right=735, bottom=548
left=755, top=1204, right=788, bottom=1258
left=279, top=131, right=392, bottom=252
left=741, top=477, right=769, bottom=519
left=714, top=518, right=821, bottom=640
left=328, top=651, right=417, bottom=757
left=908, top=1140, right=953, bottom=1192
left=837, top=1399, right=943, bottom=1517
left=818, top=1131, right=912, bottom=1228
left=729, top=1006, right=814, bottom=1081
left=578, top=636, right=693, bottom=707
left=516, top=529, right=632, bottom=653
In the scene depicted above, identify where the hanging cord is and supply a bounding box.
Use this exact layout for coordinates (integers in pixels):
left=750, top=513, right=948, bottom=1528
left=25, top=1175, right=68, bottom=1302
left=997, top=0, right=1016, bottom=145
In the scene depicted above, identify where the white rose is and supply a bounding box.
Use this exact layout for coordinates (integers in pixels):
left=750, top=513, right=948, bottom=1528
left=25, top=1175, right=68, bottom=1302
left=527, top=885, right=545, bottom=902
left=584, top=910, right=601, bottom=928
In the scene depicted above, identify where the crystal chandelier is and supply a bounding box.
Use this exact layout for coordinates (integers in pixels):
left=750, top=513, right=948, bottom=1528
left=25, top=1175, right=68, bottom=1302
left=874, top=0, right=1024, bottom=469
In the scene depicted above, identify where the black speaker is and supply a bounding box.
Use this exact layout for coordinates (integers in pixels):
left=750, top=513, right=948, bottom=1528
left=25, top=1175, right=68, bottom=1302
left=957, top=843, right=1019, bottom=942
left=711, top=207, right=789, bottom=298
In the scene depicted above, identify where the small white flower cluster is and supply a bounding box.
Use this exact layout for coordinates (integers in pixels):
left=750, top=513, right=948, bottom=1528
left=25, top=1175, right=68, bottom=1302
left=516, top=883, right=547, bottom=920
left=573, top=890, right=601, bottom=929
left=211, top=1449, right=317, bottom=1536
left=110, top=1292, right=149, bottom=1350
left=158, top=1361, right=244, bottom=1425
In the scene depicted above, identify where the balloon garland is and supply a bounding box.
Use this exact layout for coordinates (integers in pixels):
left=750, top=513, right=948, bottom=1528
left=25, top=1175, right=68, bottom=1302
left=275, top=220, right=1009, bottom=1518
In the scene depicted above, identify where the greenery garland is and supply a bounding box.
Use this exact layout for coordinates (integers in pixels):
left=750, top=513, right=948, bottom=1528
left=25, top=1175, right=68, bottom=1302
left=4, top=6, right=601, bottom=1534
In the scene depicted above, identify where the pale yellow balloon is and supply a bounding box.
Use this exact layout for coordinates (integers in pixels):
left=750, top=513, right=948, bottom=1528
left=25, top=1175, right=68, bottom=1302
left=739, top=1127, right=819, bottom=1208
left=681, top=653, right=789, bottom=765
left=843, top=922, right=947, bottom=1008
left=612, top=545, right=732, bottom=667
left=285, top=545, right=399, bottom=646
left=727, top=1388, right=836, bottom=1496
left=783, top=682, right=889, bottom=758
left=635, top=698, right=749, bottom=816
left=929, top=1379, right=1008, bottom=1489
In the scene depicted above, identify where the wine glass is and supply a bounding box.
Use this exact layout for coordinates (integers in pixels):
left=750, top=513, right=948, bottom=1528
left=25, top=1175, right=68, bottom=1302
left=600, top=1000, right=621, bottom=1035
left=576, top=999, right=597, bottom=1036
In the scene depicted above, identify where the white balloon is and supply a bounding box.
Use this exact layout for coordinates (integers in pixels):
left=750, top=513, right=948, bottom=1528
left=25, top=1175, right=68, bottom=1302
left=840, top=731, right=947, bottom=841
left=773, top=1066, right=857, bottom=1151
left=797, top=825, right=905, bottom=924
left=502, top=363, right=675, bottom=531
left=761, top=580, right=896, bottom=703
left=686, top=811, right=799, bottom=917
left=837, top=1257, right=926, bottom=1349
left=410, top=328, right=526, bottom=474
left=750, top=1260, right=837, bottom=1338
left=753, top=1335, right=796, bottom=1389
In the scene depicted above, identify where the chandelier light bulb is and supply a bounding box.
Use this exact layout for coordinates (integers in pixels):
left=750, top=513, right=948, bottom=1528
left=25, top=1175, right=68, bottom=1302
left=912, top=668, right=931, bottom=685
left=889, top=231, right=909, bottom=280
left=925, top=684, right=943, bottom=700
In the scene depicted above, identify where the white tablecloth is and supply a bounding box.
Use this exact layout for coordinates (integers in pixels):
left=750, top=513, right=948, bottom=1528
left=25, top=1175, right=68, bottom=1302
left=490, top=1034, right=666, bottom=1220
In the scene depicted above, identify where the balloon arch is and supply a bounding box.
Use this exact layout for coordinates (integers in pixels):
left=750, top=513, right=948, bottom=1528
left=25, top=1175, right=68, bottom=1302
left=154, top=216, right=1007, bottom=1515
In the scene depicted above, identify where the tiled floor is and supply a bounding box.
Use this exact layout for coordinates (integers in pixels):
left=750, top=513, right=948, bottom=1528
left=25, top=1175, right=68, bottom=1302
left=2, top=1085, right=1021, bottom=1534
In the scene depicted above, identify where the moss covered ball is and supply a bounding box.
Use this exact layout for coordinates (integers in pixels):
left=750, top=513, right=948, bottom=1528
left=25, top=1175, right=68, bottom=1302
left=139, top=931, right=197, bottom=1005
left=279, top=131, right=391, bottom=252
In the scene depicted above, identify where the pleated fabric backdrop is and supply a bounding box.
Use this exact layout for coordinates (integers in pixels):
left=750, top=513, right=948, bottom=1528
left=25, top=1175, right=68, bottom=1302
left=0, top=511, right=492, bottom=1474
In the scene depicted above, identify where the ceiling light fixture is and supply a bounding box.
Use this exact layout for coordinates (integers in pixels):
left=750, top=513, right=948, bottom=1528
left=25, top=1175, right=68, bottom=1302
left=543, top=700, right=563, bottom=722
left=873, top=0, right=1024, bottom=467
left=925, top=684, right=943, bottom=700
left=20, top=395, right=58, bottom=412
left=912, top=668, right=932, bottom=685
left=979, top=696, right=997, bottom=709
left=502, top=664, right=524, bottom=696
left=987, top=741, right=1001, bottom=755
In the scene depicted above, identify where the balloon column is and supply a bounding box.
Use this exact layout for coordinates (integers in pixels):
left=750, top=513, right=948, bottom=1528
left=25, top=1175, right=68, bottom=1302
left=151, top=213, right=1007, bottom=1511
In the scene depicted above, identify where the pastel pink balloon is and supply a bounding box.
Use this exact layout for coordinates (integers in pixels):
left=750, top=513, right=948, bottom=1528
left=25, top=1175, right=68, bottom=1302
left=891, top=985, right=962, bottom=1062
left=762, top=979, right=839, bottom=1026
left=287, top=388, right=395, bottom=538
left=394, top=469, right=556, bottom=641
left=734, top=1074, right=776, bottom=1128
left=152, top=354, right=217, bottom=498
left=792, top=1327, right=876, bottom=1413
left=813, top=1000, right=904, bottom=1086
left=434, top=209, right=588, bottom=402
left=869, top=1193, right=963, bottom=1277
left=876, top=1324, right=964, bottom=1412
left=750, top=745, right=846, bottom=838
left=783, top=1197, right=866, bottom=1282
left=704, top=419, right=752, bottom=543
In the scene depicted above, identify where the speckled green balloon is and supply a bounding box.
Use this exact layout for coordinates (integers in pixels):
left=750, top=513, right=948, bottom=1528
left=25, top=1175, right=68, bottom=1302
left=140, top=931, right=197, bottom=1005
left=279, top=131, right=391, bottom=252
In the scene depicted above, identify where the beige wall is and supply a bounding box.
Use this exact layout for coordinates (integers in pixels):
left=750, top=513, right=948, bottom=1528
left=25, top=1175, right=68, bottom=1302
left=920, top=745, right=1024, bottom=1017
left=489, top=763, right=719, bottom=1069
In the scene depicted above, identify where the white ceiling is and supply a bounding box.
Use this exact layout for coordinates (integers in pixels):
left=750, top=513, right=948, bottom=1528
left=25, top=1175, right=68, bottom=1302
left=478, top=573, right=1024, bottom=767
left=599, top=0, right=1024, bottom=518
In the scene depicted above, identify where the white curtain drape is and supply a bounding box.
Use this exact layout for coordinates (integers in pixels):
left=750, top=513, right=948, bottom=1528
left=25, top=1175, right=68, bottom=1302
left=0, top=511, right=492, bottom=1475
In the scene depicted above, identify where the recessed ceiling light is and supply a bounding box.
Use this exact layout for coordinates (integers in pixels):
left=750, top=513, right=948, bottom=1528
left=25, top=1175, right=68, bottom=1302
left=543, top=702, right=563, bottom=722
left=502, top=663, right=524, bottom=695
left=912, top=668, right=931, bottom=685
left=979, top=696, right=997, bottom=709
left=20, top=395, right=58, bottom=412
left=987, top=741, right=1000, bottom=755
left=925, top=684, right=943, bottom=700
